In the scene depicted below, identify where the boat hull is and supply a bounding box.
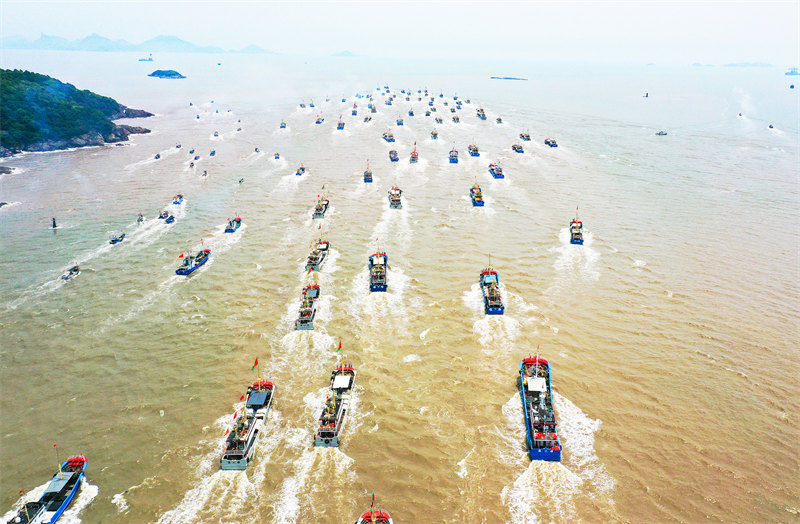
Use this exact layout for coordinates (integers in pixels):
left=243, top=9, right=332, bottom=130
left=570, top=238, right=583, bottom=245
left=519, top=362, right=562, bottom=462
left=370, top=283, right=387, bottom=292
left=220, top=439, right=257, bottom=470
left=224, top=223, right=241, bottom=233
left=176, top=256, right=208, bottom=276
left=489, top=168, right=504, bottom=179
left=472, top=198, right=484, bottom=207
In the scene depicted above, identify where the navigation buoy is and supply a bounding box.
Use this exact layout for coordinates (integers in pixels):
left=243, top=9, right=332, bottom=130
left=52, top=217, right=57, bottom=229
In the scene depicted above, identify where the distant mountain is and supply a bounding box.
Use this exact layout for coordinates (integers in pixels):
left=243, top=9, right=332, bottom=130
left=332, top=50, right=358, bottom=57
left=236, top=44, right=276, bottom=54
left=722, top=62, right=773, bottom=68
left=0, top=33, right=273, bottom=54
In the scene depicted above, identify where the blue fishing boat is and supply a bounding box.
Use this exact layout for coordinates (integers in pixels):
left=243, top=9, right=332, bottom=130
left=382, top=131, right=395, bottom=143
left=220, top=379, right=275, bottom=470
left=470, top=184, right=484, bottom=206
left=520, top=131, right=531, bottom=141
left=352, top=109, right=357, bottom=116
left=210, top=150, right=216, bottom=156
left=656, top=130, right=667, bottom=136
left=315, top=116, right=324, bottom=124
left=488, top=163, right=504, bottom=179
left=312, top=197, right=329, bottom=219
left=545, top=138, right=558, bottom=148
left=369, top=252, right=388, bottom=291
left=431, top=128, right=438, bottom=140
left=408, top=109, right=414, bottom=116
left=306, top=238, right=331, bottom=271
left=342, top=97, right=346, bottom=102
left=194, top=155, right=200, bottom=160
left=452, top=115, right=460, bottom=123
left=214, top=131, right=219, bottom=137
left=396, top=118, right=403, bottom=126
left=476, top=108, right=487, bottom=120
left=370, top=106, right=377, bottom=113
left=8, top=455, right=88, bottom=524
left=158, top=211, right=169, bottom=219
left=480, top=266, right=504, bottom=314
left=109, top=233, right=125, bottom=245
left=310, top=101, right=315, bottom=108
left=176, top=249, right=210, bottom=275
left=61, top=265, right=80, bottom=281
left=410, top=147, right=418, bottom=164
left=337, top=119, right=345, bottom=130
left=296, top=284, right=320, bottom=330
left=164, top=215, right=175, bottom=224
left=449, top=148, right=459, bottom=163
left=364, top=161, right=373, bottom=183
left=315, top=363, right=357, bottom=446
left=224, top=217, right=242, bottom=233
left=468, top=144, right=480, bottom=157
left=450, top=107, right=456, bottom=113
left=425, top=110, right=431, bottom=116
left=296, top=164, right=306, bottom=176
left=519, top=354, right=561, bottom=461
left=512, top=144, right=524, bottom=153
left=189, top=149, right=195, bottom=154
left=154, top=153, right=160, bottom=160
left=389, top=150, right=399, bottom=162
left=388, top=185, right=402, bottom=208
left=570, top=208, right=583, bottom=245
left=173, top=194, right=184, bottom=205
left=280, top=121, right=286, bottom=129
left=137, top=213, right=144, bottom=223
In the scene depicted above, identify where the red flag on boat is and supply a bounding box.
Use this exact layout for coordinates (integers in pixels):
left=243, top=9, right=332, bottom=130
left=322, top=185, right=325, bottom=189
left=251, top=357, right=258, bottom=370
left=337, top=340, right=342, bottom=352
left=233, top=412, right=238, bottom=420
left=318, top=224, right=321, bottom=229
left=240, top=394, right=245, bottom=401
left=224, top=429, right=230, bottom=436
left=53, top=443, right=57, bottom=448
left=308, top=267, right=312, bottom=274
left=179, top=253, right=184, bottom=258
left=19, top=489, right=23, bottom=494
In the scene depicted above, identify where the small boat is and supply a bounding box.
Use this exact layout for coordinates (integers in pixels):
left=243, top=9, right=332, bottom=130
left=476, top=108, right=487, bottom=120
left=189, top=149, right=195, bottom=154
left=237, top=127, right=242, bottom=132
left=408, top=109, right=414, bottom=116
left=310, top=101, right=315, bottom=108
left=488, top=163, right=504, bottom=179
left=9, top=455, right=88, bottom=524
left=431, top=128, right=438, bottom=140
left=769, top=124, right=774, bottom=129
left=154, top=153, right=160, bottom=160
left=389, top=150, right=399, bottom=162
left=194, top=155, right=200, bottom=160
left=496, top=117, right=503, bottom=124
left=164, top=215, right=175, bottom=224
left=452, top=115, right=460, bottom=123
left=109, top=233, right=126, bottom=245
left=450, top=107, right=456, bottom=113
left=315, top=116, right=324, bottom=124
left=280, top=121, right=287, bottom=129
left=296, top=164, right=306, bottom=176
left=299, top=102, right=306, bottom=108
left=388, top=186, right=402, bottom=208
left=786, top=67, right=799, bottom=75
left=363, top=160, right=373, bottom=183
left=512, top=144, right=524, bottom=153
left=306, top=238, right=331, bottom=271
left=314, top=363, right=357, bottom=446
left=355, top=494, right=393, bottom=524
left=570, top=208, right=583, bottom=245
left=520, top=131, right=531, bottom=141
left=175, top=249, right=210, bottom=275
left=385, top=99, right=392, bottom=106
left=296, top=284, right=321, bottom=330
left=176, top=143, right=181, bottom=149
left=158, top=211, right=169, bottom=219
left=61, top=265, right=80, bottom=280
left=544, top=138, right=558, bottom=148
left=214, top=131, right=219, bottom=137
left=337, top=119, right=345, bottom=130
left=465, top=98, right=471, bottom=104
left=255, top=147, right=260, bottom=153
left=210, top=150, right=216, bottom=156
left=519, top=353, right=561, bottom=461
left=655, top=130, right=668, bottom=136
left=371, top=106, right=377, bottom=113
left=364, top=116, right=373, bottom=122
left=425, top=110, right=431, bottom=116
left=224, top=217, right=242, bottom=233
left=312, top=196, right=330, bottom=219
left=173, top=194, right=184, bottom=205
left=470, top=184, right=484, bottom=206
left=137, top=213, right=144, bottom=223
left=396, top=118, right=403, bottom=126
left=444, top=101, right=449, bottom=106
left=382, top=131, right=395, bottom=143
left=410, top=149, right=418, bottom=163
left=468, top=144, right=480, bottom=157
left=274, top=152, right=280, bottom=159
left=352, top=109, right=357, bottom=116
left=369, top=252, right=388, bottom=292
left=428, top=100, right=434, bottom=107
left=220, top=380, right=275, bottom=470
left=449, top=148, right=459, bottom=163
left=480, top=266, right=504, bottom=315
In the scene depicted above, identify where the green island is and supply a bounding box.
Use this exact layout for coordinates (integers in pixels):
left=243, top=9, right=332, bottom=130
left=0, top=69, right=152, bottom=157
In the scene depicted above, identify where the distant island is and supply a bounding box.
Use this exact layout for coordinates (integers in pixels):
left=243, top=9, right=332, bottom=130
left=331, top=50, right=358, bottom=57
left=0, top=33, right=276, bottom=54
left=0, top=69, right=152, bottom=157
left=723, top=62, right=773, bottom=68
left=490, top=76, right=528, bottom=81
left=148, top=69, right=186, bottom=79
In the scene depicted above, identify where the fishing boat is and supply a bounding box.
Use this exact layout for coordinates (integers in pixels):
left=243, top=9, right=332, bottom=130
left=295, top=284, right=320, bottom=330
left=428, top=100, right=434, bottom=107
left=164, top=215, right=175, bottom=224
left=512, top=144, right=524, bottom=153
left=312, top=196, right=330, bottom=219
left=364, top=116, right=373, bottom=122
left=496, top=117, right=503, bottom=124
left=189, top=149, right=195, bottom=154
left=388, top=186, right=402, bottom=208
left=468, top=144, right=480, bottom=157
left=452, top=115, right=460, bottom=123
left=488, top=163, right=504, bottom=179
left=255, top=147, right=260, bottom=153
left=175, top=249, right=210, bottom=275
left=352, top=108, right=358, bottom=116
left=194, top=155, right=200, bottom=160
left=310, top=101, right=315, bottom=108
left=435, top=117, right=443, bottom=124
left=154, top=153, right=160, bottom=160
left=274, top=153, right=280, bottom=159
left=449, top=148, right=459, bottom=163
left=220, top=380, right=275, bottom=470
left=137, top=214, right=144, bottom=223
left=355, top=493, right=394, bottom=524
left=655, top=130, right=668, bottom=136
left=396, top=118, right=403, bottom=126
left=314, top=363, right=357, bottom=446
left=385, top=99, right=392, bottom=106
left=363, top=161, right=373, bottom=183
left=214, top=131, right=219, bottom=137
left=410, top=149, right=418, bottom=163
left=408, top=109, right=414, bottom=116
left=389, top=150, right=399, bottom=162
left=470, top=183, right=484, bottom=206
left=382, top=131, right=395, bottom=143
left=8, top=455, right=88, bottom=524
left=61, top=265, right=80, bottom=281
left=299, top=103, right=306, bottom=108
left=224, top=217, right=242, bottom=233
left=480, top=266, right=504, bottom=315
left=280, top=121, right=287, bottom=129
left=337, top=119, right=345, bottom=130
left=519, top=354, right=561, bottom=461
left=476, top=108, right=487, bottom=120
left=370, top=106, right=377, bottom=113
left=158, top=211, right=169, bottom=219
left=431, top=128, right=439, bottom=140
left=315, top=116, right=324, bottom=124
left=210, top=150, right=216, bottom=156
left=296, top=164, right=306, bottom=176
left=109, top=233, right=125, bottom=245
left=176, top=143, right=181, bottom=149
left=173, top=194, right=184, bottom=205
left=425, top=110, right=431, bottom=116
left=569, top=208, right=583, bottom=245
left=450, top=107, right=456, bottom=113
left=544, top=138, right=558, bottom=148
left=369, top=252, right=388, bottom=292
left=306, top=238, right=331, bottom=271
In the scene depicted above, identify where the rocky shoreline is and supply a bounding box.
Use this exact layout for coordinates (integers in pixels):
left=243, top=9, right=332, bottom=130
left=0, top=105, right=153, bottom=158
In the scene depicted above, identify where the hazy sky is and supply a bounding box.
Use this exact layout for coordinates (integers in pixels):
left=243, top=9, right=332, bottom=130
left=2, top=1, right=798, bottom=64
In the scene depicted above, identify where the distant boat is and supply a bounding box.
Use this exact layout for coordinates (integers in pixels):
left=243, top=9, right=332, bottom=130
left=337, top=119, right=345, bottom=130
left=470, top=183, right=484, bottom=207
left=480, top=265, right=504, bottom=315
left=452, top=115, right=460, bottom=123
left=154, top=153, right=160, bottom=160
left=363, top=161, right=373, bottom=183
left=512, top=144, right=524, bottom=153
left=109, top=233, right=125, bottom=245
left=468, top=144, right=480, bottom=157
left=382, top=131, right=395, bottom=143
left=388, top=185, right=402, bottom=208
left=520, top=131, right=531, bottom=141
left=369, top=251, right=388, bottom=292
left=786, top=67, right=799, bottom=75
left=61, top=265, right=80, bottom=281
left=315, top=116, right=324, bottom=124
left=138, top=54, right=153, bottom=62
left=306, top=238, right=331, bottom=271
left=389, top=150, right=399, bottom=162
left=431, top=128, right=438, bottom=140
left=656, top=130, right=668, bottom=136
left=544, top=138, right=558, bottom=148
left=296, top=284, right=320, bottom=330
left=449, top=148, right=459, bottom=163
left=396, top=118, right=403, bottom=126
left=280, top=121, right=286, bottom=129
left=312, top=196, right=330, bottom=219
left=296, top=164, right=306, bottom=176
left=489, top=163, right=504, bottom=179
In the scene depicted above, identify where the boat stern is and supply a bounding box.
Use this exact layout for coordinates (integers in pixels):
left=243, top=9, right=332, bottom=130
left=528, top=446, right=562, bottom=462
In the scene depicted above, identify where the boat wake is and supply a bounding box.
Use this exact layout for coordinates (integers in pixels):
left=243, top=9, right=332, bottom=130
left=346, top=265, right=412, bottom=328
left=550, top=228, right=600, bottom=288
